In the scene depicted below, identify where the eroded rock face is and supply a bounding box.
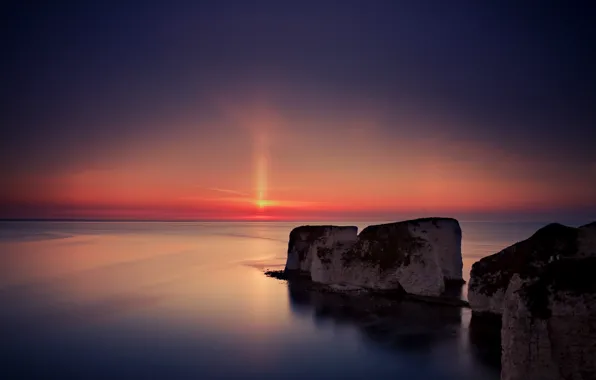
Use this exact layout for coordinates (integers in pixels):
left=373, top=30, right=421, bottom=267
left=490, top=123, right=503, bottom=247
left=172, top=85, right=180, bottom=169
left=467, top=221, right=596, bottom=379
left=501, top=259, right=596, bottom=380
left=284, top=225, right=358, bottom=273
left=298, top=218, right=463, bottom=297
left=578, top=222, right=596, bottom=258
left=427, top=218, right=463, bottom=281
left=468, top=223, right=581, bottom=315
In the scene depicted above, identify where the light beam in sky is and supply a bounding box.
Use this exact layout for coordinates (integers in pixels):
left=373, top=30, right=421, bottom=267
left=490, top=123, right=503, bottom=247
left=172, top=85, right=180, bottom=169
left=255, top=134, right=269, bottom=213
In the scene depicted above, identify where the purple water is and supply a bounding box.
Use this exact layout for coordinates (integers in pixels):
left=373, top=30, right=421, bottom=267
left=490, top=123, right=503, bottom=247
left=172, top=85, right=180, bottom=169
left=0, top=220, right=578, bottom=379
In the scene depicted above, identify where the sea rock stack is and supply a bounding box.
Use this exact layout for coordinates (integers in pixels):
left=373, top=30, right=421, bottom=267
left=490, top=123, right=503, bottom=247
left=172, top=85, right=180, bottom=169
left=284, top=225, right=358, bottom=273
left=284, top=218, right=463, bottom=297
left=468, top=222, right=596, bottom=315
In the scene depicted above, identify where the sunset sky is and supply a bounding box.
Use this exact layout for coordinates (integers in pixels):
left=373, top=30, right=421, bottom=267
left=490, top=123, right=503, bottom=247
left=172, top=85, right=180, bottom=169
left=1, top=1, right=595, bottom=221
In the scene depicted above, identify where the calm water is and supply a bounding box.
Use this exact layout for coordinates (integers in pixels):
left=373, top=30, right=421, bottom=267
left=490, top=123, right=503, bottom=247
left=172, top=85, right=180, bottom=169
left=0, top=220, right=575, bottom=379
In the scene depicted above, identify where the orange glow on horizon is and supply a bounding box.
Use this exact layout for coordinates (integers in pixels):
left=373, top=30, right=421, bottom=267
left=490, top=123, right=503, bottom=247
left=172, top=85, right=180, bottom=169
left=2, top=102, right=594, bottom=221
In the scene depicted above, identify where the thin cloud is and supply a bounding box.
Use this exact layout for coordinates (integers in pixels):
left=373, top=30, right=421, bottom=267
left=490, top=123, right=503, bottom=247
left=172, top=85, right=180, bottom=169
left=179, top=195, right=325, bottom=209
left=196, top=186, right=250, bottom=196
left=180, top=196, right=252, bottom=203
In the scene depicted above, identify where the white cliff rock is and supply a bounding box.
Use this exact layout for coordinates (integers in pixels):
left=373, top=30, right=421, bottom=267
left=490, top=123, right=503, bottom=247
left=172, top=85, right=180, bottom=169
left=501, top=275, right=559, bottom=380
left=466, top=221, right=596, bottom=379
left=284, top=225, right=358, bottom=273
left=501, top=259, right=596, bottom=380
left=308, top=218, right=463, bottom=297
left=578, top=221, right=596, bottom=258
left=428, top=218, right=463, bottom=281
left=468, top=223, right=584, bottom=315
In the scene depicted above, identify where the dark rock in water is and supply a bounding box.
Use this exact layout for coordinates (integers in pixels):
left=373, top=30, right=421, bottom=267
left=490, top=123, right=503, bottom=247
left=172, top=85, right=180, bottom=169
left=264, top=270, right=290, bottom=281
left=468, top=223, right=590, bottom=315
left=501, top=258, right=596, bottom=380
left=283, top=218, right=463, bottom=297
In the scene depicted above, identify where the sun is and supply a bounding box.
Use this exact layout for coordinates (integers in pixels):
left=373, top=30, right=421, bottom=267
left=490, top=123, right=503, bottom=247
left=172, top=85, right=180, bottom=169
left=257, top=198, right=266, bottom=210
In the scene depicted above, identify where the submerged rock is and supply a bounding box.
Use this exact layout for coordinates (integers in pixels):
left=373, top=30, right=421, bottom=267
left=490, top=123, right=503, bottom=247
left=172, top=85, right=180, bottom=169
left=501, top=259, right=596, bottom=380
left=468, top=223, right=587, bottom=315
left=284, top=218, right=463, bottom=297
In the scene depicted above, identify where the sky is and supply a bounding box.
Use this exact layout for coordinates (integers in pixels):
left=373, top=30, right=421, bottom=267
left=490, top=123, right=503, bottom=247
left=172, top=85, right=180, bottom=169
left=1, top=0, right=595, bottom=221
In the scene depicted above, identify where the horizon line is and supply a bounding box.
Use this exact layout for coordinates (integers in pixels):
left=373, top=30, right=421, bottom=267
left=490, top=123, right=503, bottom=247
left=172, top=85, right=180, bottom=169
left=0, top=217, right=590, bottom=224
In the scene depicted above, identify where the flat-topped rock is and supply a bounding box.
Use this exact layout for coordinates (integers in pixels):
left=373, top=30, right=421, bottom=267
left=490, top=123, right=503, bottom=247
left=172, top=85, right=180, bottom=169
left=284, top=225, right=358, bottom=273
left=468, top=223, right=592, bottom=315
left=285, top=218, right=463, bottom=297
left=501, top=258, right=596, bottom=380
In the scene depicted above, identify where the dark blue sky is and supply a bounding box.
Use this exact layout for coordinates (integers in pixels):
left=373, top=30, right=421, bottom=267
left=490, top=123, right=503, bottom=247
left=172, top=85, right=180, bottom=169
left=1, top=0, right=595, bottom=220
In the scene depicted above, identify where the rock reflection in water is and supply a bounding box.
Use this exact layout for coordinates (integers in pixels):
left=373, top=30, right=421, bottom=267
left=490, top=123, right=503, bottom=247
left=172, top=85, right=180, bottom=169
left=287, top=279, right=461, bottom=350
left=287, top=278, right=501, bottom=376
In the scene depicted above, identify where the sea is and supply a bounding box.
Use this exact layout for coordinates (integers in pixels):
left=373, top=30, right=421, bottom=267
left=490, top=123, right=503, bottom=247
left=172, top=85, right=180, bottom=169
left=0, top=220, right=586, bottom=379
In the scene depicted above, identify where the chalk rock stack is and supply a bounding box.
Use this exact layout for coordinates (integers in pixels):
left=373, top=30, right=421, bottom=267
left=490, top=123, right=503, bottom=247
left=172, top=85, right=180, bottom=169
left=284, top=218, right=463, bottom=297
left=284, top=225, right=358, bottom=273
left=468, top=222, right=596, bottom=380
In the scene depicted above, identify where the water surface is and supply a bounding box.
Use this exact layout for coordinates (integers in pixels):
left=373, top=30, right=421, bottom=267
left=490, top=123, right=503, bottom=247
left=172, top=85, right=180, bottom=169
left=0, top=221, right=558, bottom=379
